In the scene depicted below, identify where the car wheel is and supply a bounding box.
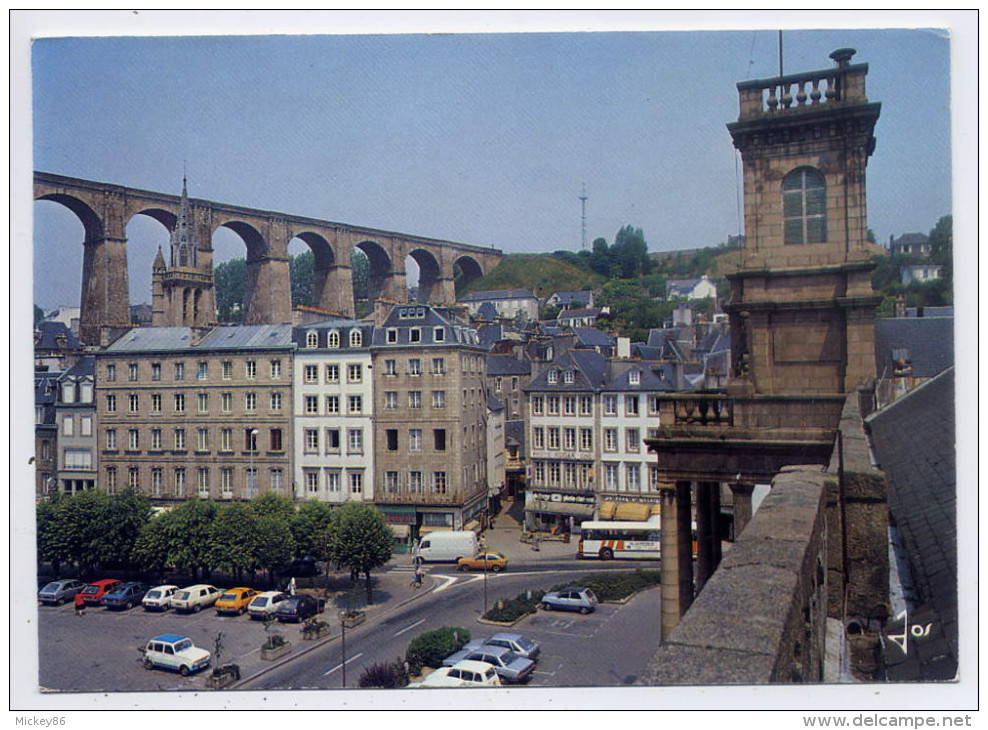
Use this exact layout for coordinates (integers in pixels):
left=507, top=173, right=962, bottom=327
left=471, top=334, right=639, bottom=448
left=491, top=564, right=503, bottom=573
left=193, top=604, right=201, bottom=613
left=541, top=602, right=551, bottom=611
left=240, top=606, right=246, bottom=615
left=580, top=606, right=591, bottom=615
left=143, top=658, right=153, bottom=671
left=180, top=665, right=191, bottom=677
left=458, top=563, right=469, bottom=572
left=599, top=548, right=614, bottom=560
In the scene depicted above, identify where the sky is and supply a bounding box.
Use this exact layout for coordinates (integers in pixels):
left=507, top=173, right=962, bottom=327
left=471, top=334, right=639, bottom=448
left=19, top=11, right=965, bottom=312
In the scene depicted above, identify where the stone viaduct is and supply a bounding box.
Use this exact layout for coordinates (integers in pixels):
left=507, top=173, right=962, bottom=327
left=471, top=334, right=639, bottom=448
left=34, top=172, right=503, bottom=344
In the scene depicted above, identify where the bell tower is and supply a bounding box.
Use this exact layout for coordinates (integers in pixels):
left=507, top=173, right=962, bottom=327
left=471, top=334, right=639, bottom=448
left=725, top=48, right=882, bottom=394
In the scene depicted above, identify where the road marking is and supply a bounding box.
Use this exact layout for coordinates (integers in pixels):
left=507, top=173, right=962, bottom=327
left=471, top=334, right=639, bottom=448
left=431, top=575, right=458, bottom=593
left=393, top=619, right=426, bottom=637
left=323, top=652, right=364, bottom=676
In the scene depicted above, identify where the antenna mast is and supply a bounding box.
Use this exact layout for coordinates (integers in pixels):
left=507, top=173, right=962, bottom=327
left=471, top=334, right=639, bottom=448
left=579, top=183, right=588, bottom=251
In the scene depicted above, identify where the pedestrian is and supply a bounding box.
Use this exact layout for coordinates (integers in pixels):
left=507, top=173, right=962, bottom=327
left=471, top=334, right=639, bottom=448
left=531, top=532, right=540, bottom=552
left=413, top=565, right=424, bottom=589
left=74, top=593, right=85, bottom=616
left=288, top=576, right=297, bottom=596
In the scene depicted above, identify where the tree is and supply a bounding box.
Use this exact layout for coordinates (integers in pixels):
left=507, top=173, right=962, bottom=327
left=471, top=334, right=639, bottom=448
left=290, top=249, right=314, bottom=307
left=208, top=503, right=260, bottom=581
left=291, top=501, right=336, bottom=561
left=214, top=258, right=246, bottom=323
left=928, top=214, right=953, bottom=285
left=252, top=515, right=295, bottom=587
left=97, top=488, right=153, bottom=573
left=613, top=225, right=651, bottom=278
left=37, top=496, right=69, bottom=577
left=131, top=514, right=173, bottom=582
left=318, top=503, right=394, bottom=604
left=589, top=237, right=613, bottom=277
left=164, top=499, right=218, bottom=580
left=250, top=491, right=296, bottom=524
left=54, top=490, right=111, bottom=576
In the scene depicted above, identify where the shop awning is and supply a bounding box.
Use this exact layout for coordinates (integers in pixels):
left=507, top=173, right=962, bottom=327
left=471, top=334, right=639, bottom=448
left=526, top=501, right=595, bottom=518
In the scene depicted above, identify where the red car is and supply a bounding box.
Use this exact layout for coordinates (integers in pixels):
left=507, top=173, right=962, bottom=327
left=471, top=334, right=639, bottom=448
left=78, top=579, right=122, bottom=607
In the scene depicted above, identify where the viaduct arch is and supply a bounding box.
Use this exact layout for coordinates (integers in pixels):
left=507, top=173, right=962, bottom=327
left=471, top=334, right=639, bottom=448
left=34, top=172, right=503, bottom=344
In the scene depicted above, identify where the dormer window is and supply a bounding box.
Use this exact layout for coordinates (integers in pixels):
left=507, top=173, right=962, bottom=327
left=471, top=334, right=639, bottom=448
left=547, top=370, right=558, bottom=384
left=629, top=370, right=640, bottom=385
left=563, top=370, right=575, bottom=384
left=410, top=328, right=421, bottom=343
left=349, top=329, right=362, bottom=348
left=305, top=331, right=318, bottom=349
left=328, top=330, right=340, bottom=349
left=386, top=328, right=398, bottom=344
left=434, top=327, right=445, bottom=342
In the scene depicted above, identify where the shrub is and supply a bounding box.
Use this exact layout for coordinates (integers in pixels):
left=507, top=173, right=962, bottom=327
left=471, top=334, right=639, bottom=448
left=262, top=634, right=287, bottom=650
left=481, top=589, right=545, bottom=623
left=358, top=658, right=408, bottom=689
left=405, top=626, right=470, bottom=673
left=555, top=570, right=661, bottom=602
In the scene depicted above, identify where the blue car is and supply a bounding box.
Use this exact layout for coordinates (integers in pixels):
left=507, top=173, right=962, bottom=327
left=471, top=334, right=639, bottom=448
left=102, top=582, right=150, bottom=610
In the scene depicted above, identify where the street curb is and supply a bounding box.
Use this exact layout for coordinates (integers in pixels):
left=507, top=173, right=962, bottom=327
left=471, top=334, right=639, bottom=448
left=226, top=575, right=438, bottom=690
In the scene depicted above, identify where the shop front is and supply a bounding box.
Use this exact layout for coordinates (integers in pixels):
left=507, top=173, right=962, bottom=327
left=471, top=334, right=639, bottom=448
left=524, top=490, right=596, bottom=536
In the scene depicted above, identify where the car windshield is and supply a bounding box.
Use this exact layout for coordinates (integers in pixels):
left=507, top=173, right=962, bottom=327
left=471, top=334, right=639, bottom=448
left=177, top=591, right=190, bottom=600
left=174, top=639, right=193, bottom=652
left=253, top=597, right=268, bottom=607
left=82, top=586, right=98, bottom=594
left=41, top=583, right=60, bottom=592
left=515, top=638, right=536, bottom=651
left=220, top=593, right=237, bottom=601
left=146, top=591, right=161, bottom=599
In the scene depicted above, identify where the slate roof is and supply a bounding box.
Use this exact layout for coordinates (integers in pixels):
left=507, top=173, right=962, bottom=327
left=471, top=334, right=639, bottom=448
left=372, top=305, right=481, bottom=348
left=459, top=289, right=536, bottom=302
left=551, top=290, right=593, bottom=307
left=485, top=354, right=531, bottom=377
left=505, top=419, right=525, bottom=450
left=34, top=321, right=80, bottom=351
left=476, top=301, right=499, bottom=320
left=526, top=348, right=608, bottom=392
left=874, top=318, right=954, bottom=379
left=571, top=327, right=615, bottom=349
left=60, top=355, right=96, bottom=379
left=603, top=362, right=674, bottom=392
left=558, top=308, right=601, bottom=319
left=631, top=344, right=664, bottom=361
left=487, top=394, right=505, bottom=412
left=865, top=367, right=957, bottom=681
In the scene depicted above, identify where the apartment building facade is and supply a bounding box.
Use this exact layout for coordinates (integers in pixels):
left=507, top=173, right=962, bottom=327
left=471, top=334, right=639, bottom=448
left=370, top=304, right=490, bottom=536
left=95, top=325, right=294, bottom=502
left=54, top=356, right=98, bottom=495
left=292, top=318, right=375, bottom=505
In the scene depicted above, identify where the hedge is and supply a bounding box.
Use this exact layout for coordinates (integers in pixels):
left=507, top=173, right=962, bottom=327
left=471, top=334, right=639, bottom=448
left=405, top=626, right=471, bottom=673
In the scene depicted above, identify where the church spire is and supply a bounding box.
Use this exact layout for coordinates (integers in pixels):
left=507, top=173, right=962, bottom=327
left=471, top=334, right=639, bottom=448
left=170, top=174, right=198, bottom=268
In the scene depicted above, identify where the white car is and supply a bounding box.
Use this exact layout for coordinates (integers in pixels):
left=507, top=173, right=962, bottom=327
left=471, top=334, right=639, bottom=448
left=169, top=584, right=220, bottom=613
left=142, top=585, right=179, bottom=611
left=247, top=591, right=289, bottom=620
left=408, top=660, right=502, bottom=688
left=143, top=634, right=211, bottom=676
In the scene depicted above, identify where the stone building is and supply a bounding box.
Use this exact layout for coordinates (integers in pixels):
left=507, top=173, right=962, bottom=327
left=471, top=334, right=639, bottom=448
left=292, top=318, right=375, bottom=505
left=96, top=325, right=294, bottom=501
left=369, top=303, right=489, bottom=536
left=33, top=368, right=61, bottom=499
left=54, top=356, right=98, bottom=496
left=458, top=289, right=539, bottom=322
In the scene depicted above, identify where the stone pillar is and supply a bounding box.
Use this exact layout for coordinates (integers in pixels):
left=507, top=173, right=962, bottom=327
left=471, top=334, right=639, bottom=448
left=709, top=482, right=722, bottom=567
left=676, top=481, right=696, bottom=609
left=382, top=270, right=409, bottom=302
left=314, top=264, right=355, bottom=316
left=730, top=481, right=755, bottom=537
left=244, top=255, right=292, bottom=324
left=695, top=482, right=713, bottom=592
left=660, top=481, right=695, bottom=641
left=436, top=276, right=456, bottom=305
left=79, top=234, right=131, bottom=345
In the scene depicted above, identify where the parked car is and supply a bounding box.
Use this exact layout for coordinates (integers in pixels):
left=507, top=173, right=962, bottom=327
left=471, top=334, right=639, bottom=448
left=142, top=585, right=179, bottom=612
left=142, top=634, right=211, bottom=676
left=169, top=584, right=221, bottom=613
left=280, top=557, right=321, bottom=577
left=215, top=587, right=258, bottom=616
left=540, top=586, right=598, bottom=614
left=37, top=579, right=86, bottom=605
left=274, top=594, right=325, bottom=623
left=101, top=582, right=150, bottom=610
left=78, top=579, right=123, bottom=607
left=442, top=645, right=534, bottom=683
left=408, top=660, right=502, bottom=688
left=456, top=551, right=509, bottom=573
left=455, top=633, right=541, bottom=661
left=247, top=591, right=289, bottom=620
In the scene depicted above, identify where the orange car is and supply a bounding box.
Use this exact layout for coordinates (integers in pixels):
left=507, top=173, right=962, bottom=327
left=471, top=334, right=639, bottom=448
left=457, top=551, right=509, bottom=573
left=214, top=587, right=258, bottom=615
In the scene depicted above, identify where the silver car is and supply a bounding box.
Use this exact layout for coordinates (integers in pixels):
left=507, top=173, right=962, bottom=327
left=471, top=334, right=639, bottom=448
left=540, top=586, right=598, bottom=614
left=443, top=645, right=535, bottom=683
left=38, top=579, right=86, bottom=605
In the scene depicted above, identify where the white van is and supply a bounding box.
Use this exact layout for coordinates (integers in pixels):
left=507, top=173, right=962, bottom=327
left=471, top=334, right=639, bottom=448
left=414, top=530, right=479, bottom=565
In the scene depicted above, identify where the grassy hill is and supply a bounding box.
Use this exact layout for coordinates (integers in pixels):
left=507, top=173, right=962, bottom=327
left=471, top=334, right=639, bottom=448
left=461, top=253, right=606, bottom=300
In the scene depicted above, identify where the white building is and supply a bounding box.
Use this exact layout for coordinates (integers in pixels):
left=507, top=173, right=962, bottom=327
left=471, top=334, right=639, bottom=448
left=458, top=289, right=539, bottom=321
left=293, top=318, right=375, bottom=504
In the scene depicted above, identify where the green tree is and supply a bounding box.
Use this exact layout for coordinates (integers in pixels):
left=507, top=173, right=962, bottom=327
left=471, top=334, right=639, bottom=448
left=613, top=225, right=651, bottom=278
left=131, top=513, right=173, bottom=582
left=291, top=501, right=336, bottom=561
left=928, top=214, right=953, bottom=286
left=318, top=503, right=394, bottom=604
left=97, top=488, right=153, bottom=572
left=253, top=515, right=296, bottom=586
left=165, top=499, right=218, bottom=580
left=290, top=249, right=314, bottom=307
left=37, top=495, right=69, bottom=577
left=208, top=502, right=260, bottom=581
left=350, top=249, right=370, bottom=302
left=589, top=237, right=613, bottom=277
left=214, top=258, right=246, bottom=323
left=55, top=490, right=111, bottom=576
left=250, top=491, right=296, bottom=524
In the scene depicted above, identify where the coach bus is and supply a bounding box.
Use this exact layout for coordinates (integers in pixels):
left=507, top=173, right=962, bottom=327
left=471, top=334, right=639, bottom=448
left=577, top=517, right=697, bottom=560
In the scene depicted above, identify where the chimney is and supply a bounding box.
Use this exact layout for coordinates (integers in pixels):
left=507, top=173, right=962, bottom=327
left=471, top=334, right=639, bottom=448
left=616, top=337, right=631, bottom=359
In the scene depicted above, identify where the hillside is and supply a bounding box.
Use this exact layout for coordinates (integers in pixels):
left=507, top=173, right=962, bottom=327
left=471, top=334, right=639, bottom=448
left=461, top=254, right=606, bottom=300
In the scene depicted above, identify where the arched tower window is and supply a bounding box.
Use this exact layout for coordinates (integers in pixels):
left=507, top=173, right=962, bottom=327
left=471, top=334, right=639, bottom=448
left=782, top=167, right=827, bottom=244
left=349, top=329, right=362, bottom=348
left=305, top=331, right=318, bottom=349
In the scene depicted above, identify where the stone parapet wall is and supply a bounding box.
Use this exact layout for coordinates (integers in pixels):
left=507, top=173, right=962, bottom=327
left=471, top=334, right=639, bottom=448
left=640, top=465, right=830, bottom=685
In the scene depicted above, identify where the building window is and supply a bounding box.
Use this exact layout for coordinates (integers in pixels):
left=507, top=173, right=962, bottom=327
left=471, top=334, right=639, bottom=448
left=129, top=394, right=139, bottom=412
left=564, top=427, right=577, bottom=451
left=62, top=415, right=74, bottom=436
left=348, top=395, right=363, bottom=414
left=626, top=395, right=640, bottom=416
left=151, top=393, right=162, bottom=413
left=196, top=428, right=209, bottom=452
left=629, top=370, right=640, bottom=385
left=306, top=331, right=318, bottom=349
left=197, top=361, right=209, bottom=380
left=385, top=471, right=400, bottom=493
left=431, top=357, right=446, bottom=375
left=246, top=468, right=258, bottom=497
left=198, top=393, right=209, bottom=413
left=409, top=471, right=422, bottom=493
left=325, top=428, right=341, bottom=452
left=221, top=392, right=232, bottom=412
left=408, top=359, right=422, bottom=376
left=106, top=364, right=116, bottom=382
left=547, top=370, right=558, bottom=384
left=547, top=427, right=560, bottom=450
left=347, top=429, right=363, bottom=454
left=348, top=363, right=363, bottom=383
left=409, top=429, right=423, bottom=452
left=580, top=428, right=593, bottom=451
left=105, top=467, right=117, bottom=493
left=408, top=391, right=422, bottom=409
left=174, top=468, right=185, bottom=497
left=174, top=393, right=185, bottom=413
left=564, top=396, right=576, bottom=416
left=350, top=471, right=364, bottom=495
left=61, top=383, right=76, bottom=403
left=128, top=429, right=139, bottom=450
left=245, top=429, right=258, bottom=452
left=604, top=428, right=617, bottom=452
left=128, top=467, right=140, bottom=489
left=325, top=364, right=340, bottom=383
left=385, top=391, right=398, bottom=410
left=222, top=361, right=233, bottom=380
left=532, top=427, right=545, bottom=450
left=270, top=392, right=282, bottom=411
left=494, top=377, right=502, bottom=393
left=326, top=395, right=340, bottom=414
left=150, top=467, right=163, bottom=496
left=80, top=383, right=93, bottom=402
left=150, top=428, right=162, bottom=450
left=649, top=396, right=661, bottom=415
left=604, top=395, right=617, bottom=415
left=386, top=328, right=398, bottom=344
left=328, top=330, right=340, bottom=349
left=245, top=392, right=256, bottom=411
left=304, top=364, right=319, bottom=383
left=564, top=370, right=575, bottom=384
left=245, top=361, right=257, bottom=379
left=605, top=463, right=619, bottom=490
left=432, top=471, right=447, bottom=494
left=409, top=328, right=421, bottom=343
left=270, top=468, right=283, bottom=492
left=305, top=395, right=319, bottom=415
left=548, top=463, right=561, bottom=486
left=548, top=396, right=560, bottom=415
left=433, top=327, right=445, bottom=342
left=349, top=329, right=362, bottom=348
left=106, top=394, right=116, bottom=413
left=783, top=167, right=827, bottom=244
left=531, top=396, right=544, bottom=415
left=626, top=464, right=641, bottom=491
left=327, top=471, right=341, bottom=493
left=649, top=466, right=660, bottom=491
left=270, top=359, right=282, bottom=378
left=174, top=362, right=185, bottom=381
left=304, top=428, right=319, bottom=453
left=129, top=363, right=139, bottom=381
left=433, top=429, right=446, bottom=451
left=384, top=359, right=397, bottom=376
left=386, top=429, right=399, bottom=451
left=220, top=428, right=233, bottom=452
left=221, top=468, right=234, bottom=498
left=432, top=390, right=446, bottom=409
left=626, top=428, right=640, bottom=452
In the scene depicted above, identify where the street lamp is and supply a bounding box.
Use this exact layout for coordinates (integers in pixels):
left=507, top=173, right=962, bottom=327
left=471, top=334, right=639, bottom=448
left=248, top=429, right=258, bottom=497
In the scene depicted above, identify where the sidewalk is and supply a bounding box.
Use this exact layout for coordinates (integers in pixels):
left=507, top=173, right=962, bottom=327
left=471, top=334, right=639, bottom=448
left=479, top=503, right=580, bottom=564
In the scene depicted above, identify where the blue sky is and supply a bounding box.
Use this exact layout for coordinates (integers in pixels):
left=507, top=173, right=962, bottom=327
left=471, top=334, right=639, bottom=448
left=21, top=13, right=963, bottom=311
